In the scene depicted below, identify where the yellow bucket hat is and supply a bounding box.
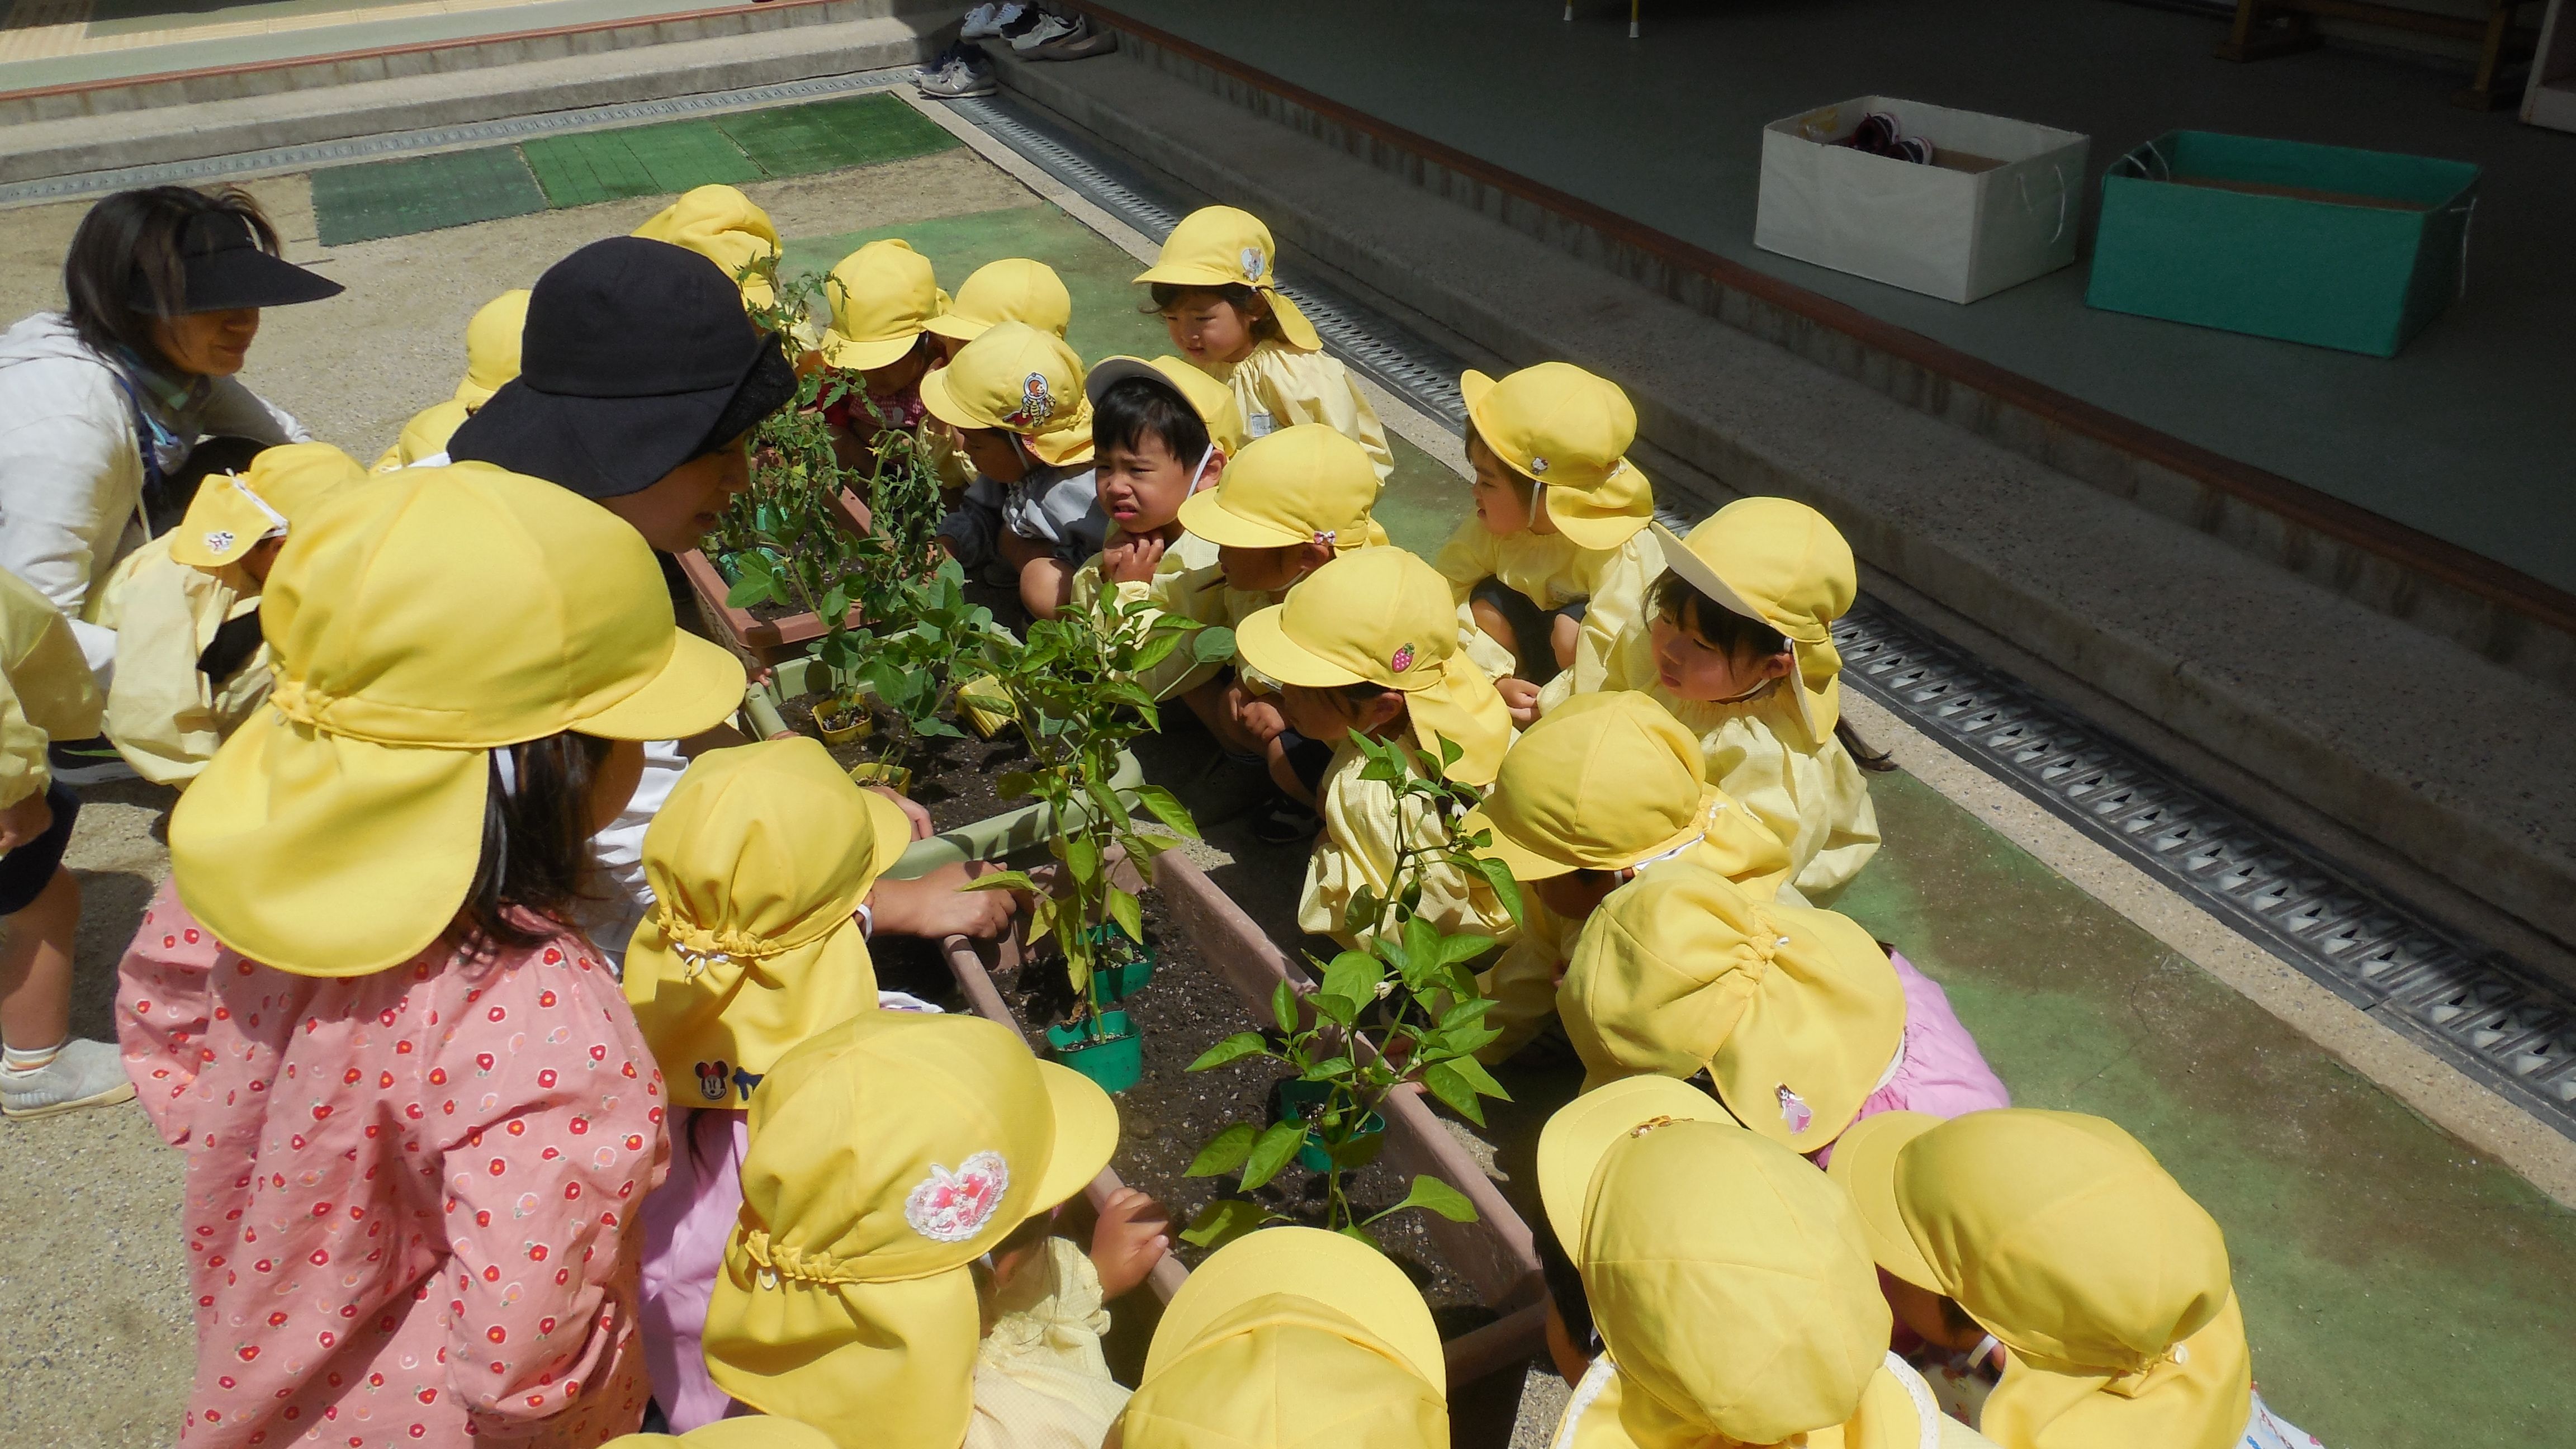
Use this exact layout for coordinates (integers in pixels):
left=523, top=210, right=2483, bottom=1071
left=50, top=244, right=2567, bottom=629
left=820, top=238, right=950, bottom=372
left=1560, top=860, right=1903, bottom=1149
left=1537, top=1076, right=1893, bottom=1449
left=1133, top=205, right=1323, bottom=352
left=168, top=463, right=747, bottom=977
left=452, top=288, right=531, bottom=409
left=1827, top=1109, right=2253, bottom=1449
left=1122, top=1227, right=1447, bottom=1449
left=167, top=442, right=368, bottom=571
left=1234, top=547, right=1513, bottom=786
left=703, top=1010, right=1121, bottom=1449
left=922, top=257, right=1072, bottom=343
left=1460, top=690, right=1787, bottom=886
left=633, top=184, right=784, bottom=308
left=918, top=320, right=1095, bottom=468
left=1460, top=363, right=1654, bottom=551
left=623, top=737, right=916, bottom=1107
left=603, top=1416, right=837, bottom=1449
left=1651, top=497, right=1856, bottom=747
left=1176, top=423, right=1387, bottom=552
left=1086, top=353, right=1252, bottom=456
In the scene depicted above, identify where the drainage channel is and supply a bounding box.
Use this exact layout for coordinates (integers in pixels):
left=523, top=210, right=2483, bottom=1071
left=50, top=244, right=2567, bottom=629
left=0, top=67, right=918, bottom=209
left=946, top=89, right=2576, bottom=1141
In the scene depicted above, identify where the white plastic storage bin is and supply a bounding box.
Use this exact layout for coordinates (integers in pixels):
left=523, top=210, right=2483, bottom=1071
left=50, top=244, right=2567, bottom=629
left=1755, top=96, right=2090, bottom=304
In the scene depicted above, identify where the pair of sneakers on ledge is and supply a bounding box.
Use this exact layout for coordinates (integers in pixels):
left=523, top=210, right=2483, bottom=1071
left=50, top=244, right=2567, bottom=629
left=920, top=2, right=1116, bottom=96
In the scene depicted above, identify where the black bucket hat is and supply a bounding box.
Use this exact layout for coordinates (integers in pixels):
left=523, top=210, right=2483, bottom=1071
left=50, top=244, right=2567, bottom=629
left=138, top=210, right=343, bottom=313
left=447, top=236, right=798, bottom=500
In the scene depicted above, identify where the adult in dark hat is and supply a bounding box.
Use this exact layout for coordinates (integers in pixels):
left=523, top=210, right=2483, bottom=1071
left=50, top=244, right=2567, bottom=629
left=0, top=184, right=342, bottom=782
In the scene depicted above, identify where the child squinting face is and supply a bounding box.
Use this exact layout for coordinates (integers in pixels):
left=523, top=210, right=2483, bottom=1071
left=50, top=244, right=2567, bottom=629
left=1649, top=595, right=1793, bottom=703
left=1096, top=432, right=1205, bottom=535
left=1466, top=430, right=1541, bottom=537
left=1160, top=290, right=1259, bottom=367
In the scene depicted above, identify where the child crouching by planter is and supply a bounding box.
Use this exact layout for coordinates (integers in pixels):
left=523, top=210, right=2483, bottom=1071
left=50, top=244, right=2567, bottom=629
left=926, top=321, right=1105, bottom=621
left=813, top=239, right=972, bottom=490
left=1233, top=546, right=1519, bottom=950
left=702, top=1011, right=1172, bottom=1448
left=621, top=736, right=924, bottom=1433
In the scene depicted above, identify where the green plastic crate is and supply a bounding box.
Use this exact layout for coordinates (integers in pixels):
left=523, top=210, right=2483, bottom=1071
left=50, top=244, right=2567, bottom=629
left=2085, top=131, right=2478, bottom=357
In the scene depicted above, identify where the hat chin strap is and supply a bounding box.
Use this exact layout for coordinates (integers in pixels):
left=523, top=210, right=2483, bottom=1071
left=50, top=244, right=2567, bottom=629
left=1185, top=444, right=1216, bottom=494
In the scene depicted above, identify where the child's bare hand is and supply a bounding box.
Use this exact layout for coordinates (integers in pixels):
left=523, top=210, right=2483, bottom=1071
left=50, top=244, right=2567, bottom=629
left=1230, top=693, right=1286, bottom=744
left=1089, top=1187, right=1170, bottom=1300
left=866, top=783, right=936, bottom=841
left=1495, top=676, right=1542, bottom=727
left=0, top=789, right=50, bottom=851
left=868, top=863, right=1016, bottom=941
left=1104, top=534, right=1167, bottom=585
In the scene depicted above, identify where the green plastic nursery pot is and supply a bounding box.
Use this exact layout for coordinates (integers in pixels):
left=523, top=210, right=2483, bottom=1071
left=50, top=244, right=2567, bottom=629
left=1275, top=1077, right=1388, bottom=1175
left=1046, top=1010, right=1142, bottom=1093
left=1085, top=925, right=1158, bottom=1003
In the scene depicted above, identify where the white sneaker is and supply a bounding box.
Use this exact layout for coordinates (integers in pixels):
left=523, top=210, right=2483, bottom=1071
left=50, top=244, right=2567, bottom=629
left=1, top=1039, right=135, bottom=1120
left=1013, top=11, right=1078, bottom=51
left=917, top=57, right=998, bottom=98
left=962, top=1, right=1019, bottom=38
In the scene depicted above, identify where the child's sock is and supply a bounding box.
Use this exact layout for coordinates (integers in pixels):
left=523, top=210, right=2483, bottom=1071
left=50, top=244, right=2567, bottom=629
left=3, top=1039, right=67, bottom=1073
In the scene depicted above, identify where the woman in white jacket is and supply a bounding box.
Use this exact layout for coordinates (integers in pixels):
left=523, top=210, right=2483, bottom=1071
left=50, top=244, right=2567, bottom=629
left=0, top=187, right=338, bottom=776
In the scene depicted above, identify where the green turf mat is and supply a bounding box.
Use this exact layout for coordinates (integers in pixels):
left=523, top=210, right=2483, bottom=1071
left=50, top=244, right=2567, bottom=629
left=310, top=146, right=549, bottom=247
left=715, top=94, right=959, bottom=179
left=520, top=120, right=763, bottom=208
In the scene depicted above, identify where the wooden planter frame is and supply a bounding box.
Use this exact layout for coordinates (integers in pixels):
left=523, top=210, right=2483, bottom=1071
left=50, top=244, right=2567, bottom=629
left=678, top=487, right=874, bottom=666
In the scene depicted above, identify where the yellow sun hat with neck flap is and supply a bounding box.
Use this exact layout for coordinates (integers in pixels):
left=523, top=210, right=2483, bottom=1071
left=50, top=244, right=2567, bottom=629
left=1176, top=423, right=1387, bottom=552
left=453, top=288, right=532, bottom=408
left=633, top=185, right=784, bottom=309
left=1120, top=1227, right=1448, bottom=1449
left=1560, top=857, right=1904, bottom=1149
left=703, top=1010, right=1120, bottom=1449
left=1826, top=1108, right=2253, bottom=1449
left=1133, top=205, right=1323, bottom=353
left=1461, top=362, right=1654, bottom=551
left=918, top=319, right=1095, bottom=468
left=168, top=463, right=748, bottom=977
left=821, top=238, right=950, bottom=372
left=623, top=737, right=916, bottom=1109
left=1233, top=546, right=1513, bottom=786
left=168, top=441, right=368, bottom=571
left=923, top=256, right=1072, bottom=343
left=1461, top=689, right=1788, bottom=887
left=1085, top=353, right=1251, bottom=457
left=1650, top=496, right=1856, bottom=747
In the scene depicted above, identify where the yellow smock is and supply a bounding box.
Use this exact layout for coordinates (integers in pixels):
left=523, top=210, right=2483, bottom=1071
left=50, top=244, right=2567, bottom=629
left=1205, top=340, right=1394, bottom=481
left=964, top=1238, right=1129, bottom=1449
left=370, top=397, right=472, bottom=474
left=1068, top=531, right=1233, bottom=702
left=1542, top=628, right=1879, bottom=897
left=1554, top=1352, right=2005, bottom=1449
left=89, top=535, right=268, bottom=788
left=1434, top=520, right=1663, bottom=694
left=1300, top=737, right=1521, bottom=951
left=0, top=569, right=105, bottom=809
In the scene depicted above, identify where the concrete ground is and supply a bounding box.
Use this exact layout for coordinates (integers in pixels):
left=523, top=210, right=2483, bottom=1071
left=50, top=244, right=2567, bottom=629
left=2, top=100, right=2572, bottom=1447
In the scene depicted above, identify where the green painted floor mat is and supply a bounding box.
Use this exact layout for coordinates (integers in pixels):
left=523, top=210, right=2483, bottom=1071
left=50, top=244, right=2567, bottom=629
left=519, top=119, right=763, bottom=208
left=310, top=145, right=548, bottom=248
left=714, top=94, right=958, bottom=179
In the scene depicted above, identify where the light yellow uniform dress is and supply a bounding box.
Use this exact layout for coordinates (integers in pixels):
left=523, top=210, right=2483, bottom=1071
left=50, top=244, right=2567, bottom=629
left=1206, top=340, right=1394, bottom=481
left=87, top=536, right=267, bottom=787
left=1300, top=735, right=1519, bottom=951
left=965, top=1237, right=1131, bottom=1449
left=0, top=571, right=104, bottom=810
left=1434, top=522, right=1664, bottom=694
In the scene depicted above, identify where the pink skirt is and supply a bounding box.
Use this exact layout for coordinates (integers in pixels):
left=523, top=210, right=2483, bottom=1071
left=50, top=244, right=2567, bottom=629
left=637, top=1106, right=750, bottom=1432
left=1820, top=951, right=2011, bottom=1164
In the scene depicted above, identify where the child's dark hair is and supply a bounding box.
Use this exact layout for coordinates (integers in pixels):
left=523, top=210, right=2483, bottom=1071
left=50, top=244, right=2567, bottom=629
left=63, top=185, right=281, bottom=363
left=1463, top=424, right=1536, bottom=506
left=1092, top=375, right=1211, bottom=466
left=1531, top=1205, right=1601, bottom=1362
left=1649, top=571, right=1894, bottom=770
left=452, top=731, right=614, bottom=958
left=1147, top=282, right=1287, bottom=344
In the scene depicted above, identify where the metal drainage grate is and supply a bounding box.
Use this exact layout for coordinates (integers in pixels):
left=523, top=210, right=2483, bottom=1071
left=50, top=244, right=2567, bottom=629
left=950, top=87, right=2576, bottom=1140
left=0, top=68, right=917, bottom=209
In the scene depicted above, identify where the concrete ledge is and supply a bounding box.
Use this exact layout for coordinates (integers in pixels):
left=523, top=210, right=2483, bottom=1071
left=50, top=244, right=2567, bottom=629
left=981, top=44, right=2576, bottom=970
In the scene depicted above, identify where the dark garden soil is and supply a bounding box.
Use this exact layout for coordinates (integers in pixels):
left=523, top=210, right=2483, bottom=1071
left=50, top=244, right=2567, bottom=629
left=776, top=697, right=1032, bottom=832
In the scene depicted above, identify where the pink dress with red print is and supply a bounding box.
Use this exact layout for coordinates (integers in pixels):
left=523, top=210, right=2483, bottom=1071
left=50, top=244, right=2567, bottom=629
left=116, top=878, right=670, bottom=1448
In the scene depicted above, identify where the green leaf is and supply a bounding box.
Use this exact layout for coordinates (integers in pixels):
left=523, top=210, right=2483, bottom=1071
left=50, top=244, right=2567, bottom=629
left=1301, top=1054, right=1356, bottom=1081
left=1434, top=931, right=1497, bottom=967
left=1421, top=1062, right=1488, bottom=1126
left=1438, top=734, right=1464, bottom=768
left=1271, top=980, right=1300, bottom=1034
left=994, top=770, right=1035, bottom=801
left=1186, top=1032, right=1270, bottom=1073
left=1192, top=625, right=1238, bottom=664
left=1130, top=784, right=1201, bottom=840
left=1183, top=1123, right=1258, bottom=1177
left=1107, top=887, right=1144, bottom=949
left=1240, top=1120, right=1309, bottom=1192
left=1343, top=886, right=1381, bottom=942
left=1337, top=1224, right=1377, bottom=1247
left=1319, top=949, right=1386, bottom=1004
left=1438, top=997, right=1495, bottom=1032
left=1474, top=855, right=1527, bottom=928
left=1309, top=992, right=1362, bottom=1029
left=1372, top=1174, right=1479, bottom=1226
left=1181, top=1197, right=1273, bottom=1250
left=1443, top=1053, right=1513, bottom=1104
left=959, top=870, right=1037, bottom=895
left=1063, top=832, right=1100, bottom=883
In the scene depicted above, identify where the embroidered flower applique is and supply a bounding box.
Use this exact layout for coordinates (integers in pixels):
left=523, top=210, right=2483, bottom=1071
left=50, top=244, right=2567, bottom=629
left=904, top=1150, right=1010, bottom=1243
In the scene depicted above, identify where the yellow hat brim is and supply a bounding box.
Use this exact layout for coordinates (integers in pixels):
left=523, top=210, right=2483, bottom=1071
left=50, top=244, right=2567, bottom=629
left=1175, top=487, right=1305, bottom=550
left=1535, top=1074, right=1729, bottom=1251
left=920, top=312, right=992, bottom=343
left=1542, top=476, right=1655, bottom=552
left=1132, top=259, right=1236, bottom=289
left=574, top=630, right=749, bottom=742
left=856, top=787, right=917, bottom=875
left=1144, top=1227, right=1444, bottom=1389
left=1457, top=804, right=1579, bottom=883
left=1232, top=603, right=1367, bottom=690
left=1031, top=1059, right=1120, bottom=1213
left=821, top=328, right=924, bottom=372
left=1821, top=1111, right=1945, bottom=1293
left=917, top=363, right=978, bottom=432
left=1027, top=423, right=1095, bottom=469
left=1263, top=291, right=1322, bottom=353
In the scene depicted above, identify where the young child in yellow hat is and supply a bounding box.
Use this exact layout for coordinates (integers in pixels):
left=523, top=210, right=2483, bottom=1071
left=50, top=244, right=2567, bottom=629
left=1827, top=1109, right=2319, bottom=1449
left=633, top=184, right=785, bottom=309
left=816, top=239, right=973, bottom=490
left=1560, top=851, right=2007, bottom=1157
left=0, top=571, right=120, bottom=1120
left=371, top=287, right=531, bottom=472
left=1535, top=1076, right=2006, bottom=1448
left=622, top=736, right=920, bottom=1432
left=1542, top=495, right=1881, bottom=899
left=1115, top=1226, right=1448, bottom=1449
left=1066, top=354, right=1246, bottom=637
left=1137, top=206, right=1393, bottom=480
left=924, top=257, right=1074, bottom=361
left=1434, top=362, right=1663, bottom=708
left=1460, top=690, right=1791, bottom=1065
left=926, top=320, right=1107, bottom=619
left=702, top=1010, right=1169, bottom=1448
left=116, top=463, right=750, bottom=1446
left=1232, top=546, right=1518, bottom=948
left=87, top=442, right=366, bottom=785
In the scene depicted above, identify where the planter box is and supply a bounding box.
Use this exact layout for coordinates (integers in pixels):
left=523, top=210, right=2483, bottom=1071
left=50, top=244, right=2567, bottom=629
left=1755, top=96, right=2088, bottom=304
left=2086, top=131, right=2479, bottom=357
left=678, top=487, right=874, bottom=666
left=935, top=849, right=1548, bottom=1386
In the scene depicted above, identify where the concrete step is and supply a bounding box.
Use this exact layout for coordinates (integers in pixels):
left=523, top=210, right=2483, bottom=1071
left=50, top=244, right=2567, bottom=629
left=0, top=0, right=958, bottom=183
left=978, top=41, right=2576, bottom=976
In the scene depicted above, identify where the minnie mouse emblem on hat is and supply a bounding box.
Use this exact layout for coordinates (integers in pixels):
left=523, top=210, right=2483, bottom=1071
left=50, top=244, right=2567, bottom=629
left=906, top=1150, right=1011, bottom=1242
left=1240, top=246, right=1267, bottom=283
